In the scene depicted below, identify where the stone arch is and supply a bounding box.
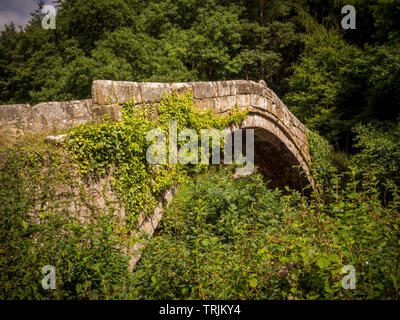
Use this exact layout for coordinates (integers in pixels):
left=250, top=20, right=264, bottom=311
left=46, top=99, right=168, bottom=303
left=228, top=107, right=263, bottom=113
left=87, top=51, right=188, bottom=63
left=91, top=79, right=314, bottom=190
left=235, top=112, right=311, bottom=190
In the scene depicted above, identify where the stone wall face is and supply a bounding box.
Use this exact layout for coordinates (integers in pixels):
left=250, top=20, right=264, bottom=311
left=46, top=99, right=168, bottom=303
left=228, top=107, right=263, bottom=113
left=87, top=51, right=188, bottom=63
left=0, top=100, right=92, bottom=147
left=28, top=100, right=93, bottom=132
left=91, top=80, right=307, bottom=140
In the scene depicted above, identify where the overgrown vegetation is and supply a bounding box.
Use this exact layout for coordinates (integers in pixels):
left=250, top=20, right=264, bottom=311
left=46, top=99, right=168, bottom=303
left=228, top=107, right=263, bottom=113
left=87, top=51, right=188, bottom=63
left=66, top=91, right=247, bottom=227
left=131, top=166, right=400, bottom=299
left=351, top=121, right=400, bottom=188
left=130, top=123, right=400, bottom=300
left=0, top=92, right=247, bottom=299
left=0, top=146, right=133, bottom=299
left=1, top=93, right=399, bottom=299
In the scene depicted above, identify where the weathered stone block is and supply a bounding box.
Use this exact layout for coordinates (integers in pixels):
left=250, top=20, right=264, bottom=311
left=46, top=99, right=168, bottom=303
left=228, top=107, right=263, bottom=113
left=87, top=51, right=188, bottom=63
left=0, top=125, right=24, bottom=148
left=68, top=99, right=92, bottom=119
left=45, top=134, right=68, bottom=145
left=92, top=104, right=122, bottom=122
left=92, top=80, right=141, bottom=105
left=273, top=103, right=285, bottom=120
left=216, top=81, right=231, bottom=96
left=234, top=94, right=251, bottom=108
left=215, top=96, right=237, bottom=113
left=105, top=104, right=123, bottom=122
left=28, top=100, right=92, bottom=132
left=170, top=83, right=192, bottom=95
left=142, top=218, right=154, bottom=235
left=250, top=94, right=261, bottom=108
left=258, top=96, right=269, bottom=111
left=201, top=98, right=217, bottom=110
left=139, top=83, right=172, bottom=103
left=265, top=88, right=273, bottom=99
left=191, top=82, right=218, bottom=99
left=236, top=80, right=253, bottom=94
left=0, top=104, right=31, bottom=126
left=29, top=102, right=66, bottom=131
left=252, top=82, right=265, bottom=96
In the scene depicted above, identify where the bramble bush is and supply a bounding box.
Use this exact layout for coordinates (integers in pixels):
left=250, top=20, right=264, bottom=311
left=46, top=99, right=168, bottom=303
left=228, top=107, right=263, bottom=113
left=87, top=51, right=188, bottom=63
left=131, top=166, right=400, bottom=299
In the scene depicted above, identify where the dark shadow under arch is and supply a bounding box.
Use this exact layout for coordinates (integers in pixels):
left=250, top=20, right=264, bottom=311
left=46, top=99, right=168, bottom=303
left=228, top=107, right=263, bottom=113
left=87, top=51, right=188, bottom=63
left=233, top=127, right=309, bottom=191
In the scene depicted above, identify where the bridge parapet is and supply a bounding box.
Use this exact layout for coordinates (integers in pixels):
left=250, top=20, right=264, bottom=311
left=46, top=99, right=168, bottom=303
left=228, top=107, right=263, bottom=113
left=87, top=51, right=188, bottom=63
left=92, top=79, right=307, bottom=137
left=0, top=80, right=312, bottom=189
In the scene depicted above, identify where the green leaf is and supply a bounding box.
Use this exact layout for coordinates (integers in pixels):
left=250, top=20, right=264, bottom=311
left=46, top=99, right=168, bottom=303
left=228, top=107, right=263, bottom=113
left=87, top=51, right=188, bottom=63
left=249, top=278, right=258, bottom=288
left=328, top=254, right=340, bottom=263
left=317, top=257, right=331, bottom=269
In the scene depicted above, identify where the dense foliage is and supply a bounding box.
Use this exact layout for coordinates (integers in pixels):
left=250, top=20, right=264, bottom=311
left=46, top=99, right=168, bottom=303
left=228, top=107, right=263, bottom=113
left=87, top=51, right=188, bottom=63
left=131, top=166, right=400, bottom=299
left=0, top=147, right=133, bottom=299
left=285, top=29, right=400, bottom=147
left=128, top=122, right=400, bottom=300
left=0, top=92, right=247, bottom=299
left=1, top=90, right=399, bottom=299
left=351, top=121, right=400, bottom=188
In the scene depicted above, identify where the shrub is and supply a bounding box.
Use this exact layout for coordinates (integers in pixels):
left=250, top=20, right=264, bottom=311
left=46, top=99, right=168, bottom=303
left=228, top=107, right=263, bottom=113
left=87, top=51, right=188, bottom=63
left=0, top=147, right=133, bottom=299
left=132, top=167, right=400, bottom=299
left=352, top=121, right=400, bottom=187
left=308, top=130, right=338, bottom=191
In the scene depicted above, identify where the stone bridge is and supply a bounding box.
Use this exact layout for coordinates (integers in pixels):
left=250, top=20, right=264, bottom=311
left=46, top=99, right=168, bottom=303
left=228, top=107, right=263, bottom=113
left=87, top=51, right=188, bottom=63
left=0, top=79, right=313, bottom=269
left=0, top=80, right=312, bottom=189
left=91, top=80, right=312, bottom=190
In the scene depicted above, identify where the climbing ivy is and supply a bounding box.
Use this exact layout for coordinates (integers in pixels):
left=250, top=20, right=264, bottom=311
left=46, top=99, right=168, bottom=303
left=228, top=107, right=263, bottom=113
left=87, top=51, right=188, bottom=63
left=66, top=91, right=247, bottom=228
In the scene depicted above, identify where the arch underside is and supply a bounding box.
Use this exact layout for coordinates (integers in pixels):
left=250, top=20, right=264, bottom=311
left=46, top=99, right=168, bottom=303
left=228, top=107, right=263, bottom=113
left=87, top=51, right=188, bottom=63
left=238, top=113, right=311, bottom=191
